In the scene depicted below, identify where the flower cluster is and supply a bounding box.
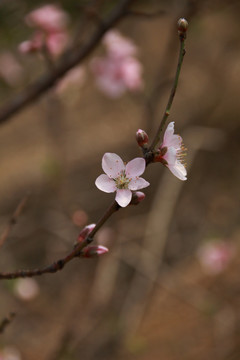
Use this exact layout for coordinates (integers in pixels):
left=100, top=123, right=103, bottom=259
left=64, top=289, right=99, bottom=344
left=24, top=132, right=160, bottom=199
left=19, top=4, right=69, bottom=57
left=95, top=153, right=149, bottom=207
left=154, top=122, right=187, bottom=181
left=91, top=30, right=143, bottom=98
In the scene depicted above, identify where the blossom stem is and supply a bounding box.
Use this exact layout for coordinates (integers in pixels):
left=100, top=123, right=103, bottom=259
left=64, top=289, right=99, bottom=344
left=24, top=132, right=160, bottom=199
left=149, top=31, right=186, bottom=151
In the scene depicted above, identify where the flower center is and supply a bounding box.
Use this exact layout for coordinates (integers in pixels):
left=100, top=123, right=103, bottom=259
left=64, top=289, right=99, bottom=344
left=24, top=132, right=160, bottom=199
left=177, top=144, right=187, bottom=167
left=114, top=171, right=131, bottom=189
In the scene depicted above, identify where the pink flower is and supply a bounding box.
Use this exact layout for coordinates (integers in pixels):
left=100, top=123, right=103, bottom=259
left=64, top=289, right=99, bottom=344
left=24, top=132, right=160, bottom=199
left=19, top=5, right=69, bottom=57
left=46, top=31, right=69, bottom=56
left=19, top=31, right=68, bottom=57
left=154, top=122, right=187, bottom=181
left=95, top=153, right=149, bottom=207
left=103, top=30, right=137, bottom=59
left=25, top=5, right=69, bottom=33
left=91, top=56, right=143, bottom=98
left=197, top=241, right=234, bottom=275
left=91, top=30, right=143, bottom=98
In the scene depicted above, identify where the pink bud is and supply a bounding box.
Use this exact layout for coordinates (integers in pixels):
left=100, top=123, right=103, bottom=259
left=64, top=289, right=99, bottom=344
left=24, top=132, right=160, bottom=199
left=81, top=245, right=109, bottom=258
left=136, top=129, right=149, bottom=147
left=77, top=223, right=96, bottom=243
left=130, top=191, right=146, bottom=205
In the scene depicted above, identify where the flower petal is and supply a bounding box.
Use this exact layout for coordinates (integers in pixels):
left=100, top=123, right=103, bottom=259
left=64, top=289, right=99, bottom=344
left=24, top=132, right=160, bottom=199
left=163, top=122, right=174, bottom=144
left=102, top=153, right=125, bottom=178
left=163, top=122, right=182, bottom=148
left=125, top=157, right=146, bottom=177
left=163, top=146, right=177, bottom=165
left=115, top=189, right=132, bottom=207
left=167, top=162, right=187, bottom=181
left=95, top=174, right=116, bottom=193
left=128, top=177, right=150, bottom=190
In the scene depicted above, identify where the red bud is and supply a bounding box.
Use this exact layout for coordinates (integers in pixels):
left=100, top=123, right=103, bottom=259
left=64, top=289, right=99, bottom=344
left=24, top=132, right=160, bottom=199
left=136, top=129, right=149, bottom=148
left=81, top=245, right=109, bottom=258
left=77, top=223, right=96, bottom=243
left=130, top=191, right=146, bottom=205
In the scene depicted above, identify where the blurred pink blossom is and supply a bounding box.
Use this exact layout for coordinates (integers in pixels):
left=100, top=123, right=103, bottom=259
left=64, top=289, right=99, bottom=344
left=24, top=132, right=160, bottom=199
left=91, top=55, right=143, bottom=98
left=72, top=209, right=88, bottom=227
left=197, top=240, right=235, bottom=275
left=0, top=52, right=23, bottom=87
left=91, top=30, right=143, bottom=97
left=95, top=153, right=149, bottom=207
left=19, top=5, right=69, bottom=57
left=154, top=122, right=187, bottom=181
left=103, top=30, right=138, bottom=58
left=25, top=5, right=69, bottom=33
left=14, top=278, right=39, bottom=301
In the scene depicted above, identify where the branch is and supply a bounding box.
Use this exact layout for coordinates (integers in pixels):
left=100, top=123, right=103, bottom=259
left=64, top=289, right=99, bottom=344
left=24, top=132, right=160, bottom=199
left=0, top=0, right=134, bottom=126
left=0, top=193, right=29, bottom=249
left=0, top=313, right=16, bottom=334
left=0, top=201, right=119, bottom=279
left=149, top=20, right=188, bottom=151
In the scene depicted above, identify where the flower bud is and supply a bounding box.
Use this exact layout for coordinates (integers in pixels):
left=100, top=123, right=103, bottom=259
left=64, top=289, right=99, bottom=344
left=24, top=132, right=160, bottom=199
left=177, top=18, right=188, bottom=37
left=77, top=223, right=96, bottom=244
left=136, top=129, right=149, bottom=148
left=130, top=191, right=146, bottom=205
left=81, top=245, right=109, bottom=258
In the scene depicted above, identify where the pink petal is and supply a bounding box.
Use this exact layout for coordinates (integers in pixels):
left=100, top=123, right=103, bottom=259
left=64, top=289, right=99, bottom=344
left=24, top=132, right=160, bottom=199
left=128, top=177, right=150, bottom=191
left=163, top=122, right=182, bottom=149
left=115, top=189, right=132, bottom=207
left=163, top=147, right=177, bottom=165
left=95, top=174, right=116, bottom=193
left=167, top=162, right=187, bottom=181
left=125, top=157, right=146, bottom=177
left=102, top=153, right=125, bottom=178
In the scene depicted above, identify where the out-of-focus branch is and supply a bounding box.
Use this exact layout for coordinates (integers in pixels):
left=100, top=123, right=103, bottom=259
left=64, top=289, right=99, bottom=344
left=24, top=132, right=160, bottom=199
left=0, top=0, right=134, bottom=126
left=0, top=312, right=16, bottom=334
left=0, top=193, right=29, bottom=249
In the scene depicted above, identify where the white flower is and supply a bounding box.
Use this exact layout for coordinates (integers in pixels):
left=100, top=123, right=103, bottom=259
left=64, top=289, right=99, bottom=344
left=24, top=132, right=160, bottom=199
left=156, top=122, right=187, bottom=181
left=95, top=153, right=149, bottom=207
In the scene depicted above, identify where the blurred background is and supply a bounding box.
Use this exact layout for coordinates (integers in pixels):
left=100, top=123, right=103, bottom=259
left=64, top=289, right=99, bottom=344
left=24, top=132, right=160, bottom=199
left=0, top=0, right=240, bottom=359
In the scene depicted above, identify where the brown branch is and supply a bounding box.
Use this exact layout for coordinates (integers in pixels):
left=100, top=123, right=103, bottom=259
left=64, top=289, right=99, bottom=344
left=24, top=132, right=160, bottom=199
left=0, top=312, right=16, bottom=334
left=0, top=193, right=30, bottom=249
left=0, top=201, right=119, bottom=280
left=0, top=0, right=134, bottom=125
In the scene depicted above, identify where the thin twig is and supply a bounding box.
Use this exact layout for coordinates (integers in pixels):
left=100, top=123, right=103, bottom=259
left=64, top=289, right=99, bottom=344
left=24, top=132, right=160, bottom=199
left=0, top=0, right=134, bottom=125
left=0, top=193, right=30, bottom=249
left=0, top=201, right=119, bottom=279
left=0, top=312, right=16, bottom=334
left=149, top=31, right=186, bottom=151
